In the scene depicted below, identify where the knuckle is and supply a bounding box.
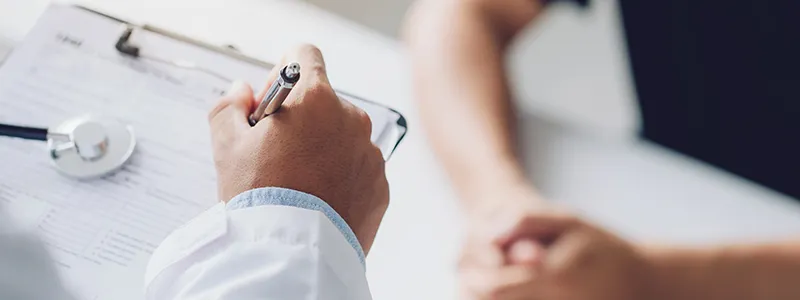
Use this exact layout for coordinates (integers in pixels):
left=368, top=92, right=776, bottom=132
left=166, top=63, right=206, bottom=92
left=359, top=109, right=373, bottom=128
left=306, top=63, right=327, bottom=79
left=379, top=168, right=389, bottom=194
left=354, top=108, right=373, bottom=136
left=296, top=43, right=322, bottom=57
left=370, top=144, right=385, bottom=163
left=367, top=144, right=389, bottom=206
left=294, top=44, right=326, bottom=75
left=302, top=80, right=336, bottom=103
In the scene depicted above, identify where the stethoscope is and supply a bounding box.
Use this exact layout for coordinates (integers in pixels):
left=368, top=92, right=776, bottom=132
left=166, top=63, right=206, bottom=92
left=0, top=26, right=235, bottom=179
left=0, top=116, right=136, bottom=179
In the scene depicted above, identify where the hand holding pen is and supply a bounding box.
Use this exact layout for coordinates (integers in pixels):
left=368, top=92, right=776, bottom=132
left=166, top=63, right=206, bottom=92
left=249, top=62, right=301, bottom=125
left=208, top=44, right=387, bottom=254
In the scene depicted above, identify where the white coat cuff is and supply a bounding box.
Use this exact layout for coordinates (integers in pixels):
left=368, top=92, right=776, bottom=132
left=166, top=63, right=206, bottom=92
left=226, top=187, right=366, bottom=266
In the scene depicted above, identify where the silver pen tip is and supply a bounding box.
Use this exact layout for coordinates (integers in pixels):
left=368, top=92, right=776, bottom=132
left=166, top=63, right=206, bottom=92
left=284, top=62, right=301, bottom=79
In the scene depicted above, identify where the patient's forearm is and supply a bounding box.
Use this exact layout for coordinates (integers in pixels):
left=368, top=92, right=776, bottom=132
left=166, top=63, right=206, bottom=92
left=403, top=0, right=544, bottom=207
left=647, top=242, right=800, bottom=300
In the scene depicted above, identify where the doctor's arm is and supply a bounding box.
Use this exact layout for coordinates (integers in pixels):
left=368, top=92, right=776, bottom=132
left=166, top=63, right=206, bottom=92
left=143, top=45, right=387, bottom=300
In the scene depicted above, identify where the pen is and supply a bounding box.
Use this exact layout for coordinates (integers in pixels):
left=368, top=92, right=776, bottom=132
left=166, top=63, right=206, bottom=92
left=249, top=62, right=301, bottom=125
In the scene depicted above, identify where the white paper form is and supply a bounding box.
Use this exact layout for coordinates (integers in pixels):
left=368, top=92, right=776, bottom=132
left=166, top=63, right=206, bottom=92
left=0, top=5, right=401, bottom=300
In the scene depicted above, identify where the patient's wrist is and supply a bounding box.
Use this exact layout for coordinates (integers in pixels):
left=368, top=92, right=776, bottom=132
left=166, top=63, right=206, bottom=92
left=643, top=247, right=727, bottom=300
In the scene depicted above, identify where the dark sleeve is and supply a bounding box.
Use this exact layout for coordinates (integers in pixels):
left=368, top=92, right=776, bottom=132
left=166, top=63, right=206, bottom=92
left=546, top=0, right=589, bottom=7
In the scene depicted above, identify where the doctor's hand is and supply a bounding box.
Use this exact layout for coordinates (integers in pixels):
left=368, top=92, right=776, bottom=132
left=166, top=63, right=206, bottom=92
left=208, top=45, right=389, bottom=254
left=460, top=210, right=655, bottom=300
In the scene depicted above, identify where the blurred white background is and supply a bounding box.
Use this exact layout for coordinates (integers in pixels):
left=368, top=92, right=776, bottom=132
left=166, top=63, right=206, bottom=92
left=304, top=0, right=640, bottom=139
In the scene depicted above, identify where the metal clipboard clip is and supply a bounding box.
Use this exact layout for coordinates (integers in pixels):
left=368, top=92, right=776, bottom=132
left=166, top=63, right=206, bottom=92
left=76, top=5, right=407, bottom=160
left=114, top=26, right=236, bottom=83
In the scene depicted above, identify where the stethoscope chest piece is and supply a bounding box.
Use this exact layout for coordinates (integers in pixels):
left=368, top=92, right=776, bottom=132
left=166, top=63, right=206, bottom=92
left=48, top=116, right=136, bottom=179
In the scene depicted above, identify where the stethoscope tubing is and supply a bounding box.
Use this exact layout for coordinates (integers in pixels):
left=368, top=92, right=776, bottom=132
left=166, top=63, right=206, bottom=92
left=0, top=123, right=48, bottom=141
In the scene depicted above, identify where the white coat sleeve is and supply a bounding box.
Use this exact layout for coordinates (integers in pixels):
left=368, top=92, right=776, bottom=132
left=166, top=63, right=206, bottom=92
left=143, top=188, right=372, bottom=300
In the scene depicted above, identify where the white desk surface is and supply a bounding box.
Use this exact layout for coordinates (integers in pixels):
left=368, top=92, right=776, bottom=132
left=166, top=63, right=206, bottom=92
left=2, top=1, right=800, bottom=300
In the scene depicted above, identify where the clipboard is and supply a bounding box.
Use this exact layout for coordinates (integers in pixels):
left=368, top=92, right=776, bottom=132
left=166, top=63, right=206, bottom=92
left=5, top=4, right=407, bottom=160
left=0, top=4, right=405, bottom=300
left=99, top=5, right=407, bottom=159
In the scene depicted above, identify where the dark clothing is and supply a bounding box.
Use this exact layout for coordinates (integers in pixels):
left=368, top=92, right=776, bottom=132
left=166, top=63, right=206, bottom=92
left=619, top=0, right=800, bottom=199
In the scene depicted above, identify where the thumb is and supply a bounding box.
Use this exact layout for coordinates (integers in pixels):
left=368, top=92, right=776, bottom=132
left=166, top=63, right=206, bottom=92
left=209, top=81, right=254, bottom=146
